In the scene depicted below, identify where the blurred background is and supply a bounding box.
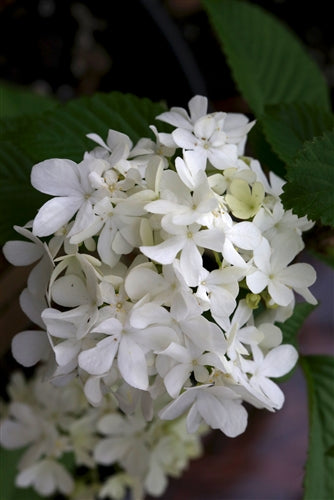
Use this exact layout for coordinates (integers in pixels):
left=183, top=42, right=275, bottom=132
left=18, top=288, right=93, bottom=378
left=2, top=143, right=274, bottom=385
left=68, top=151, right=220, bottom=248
left=0, top=1, right=333, bottom=499
left=1, top=0, right=334, bottom=107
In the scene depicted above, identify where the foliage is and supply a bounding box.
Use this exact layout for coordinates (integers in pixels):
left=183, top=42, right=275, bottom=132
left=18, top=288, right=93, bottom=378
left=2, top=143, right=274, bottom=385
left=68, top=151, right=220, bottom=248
left=301, top=356, right=334, bottom=499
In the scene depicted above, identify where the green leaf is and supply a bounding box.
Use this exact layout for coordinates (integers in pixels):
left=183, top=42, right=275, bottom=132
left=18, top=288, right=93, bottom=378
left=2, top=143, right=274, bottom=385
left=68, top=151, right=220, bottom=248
left=300, top=355, right=334, bottom=500
left=262, top=103, right=334, bottom=164
left=276, top=302, right=317, bottom=350
left=202, top=0, right=330, bottom=115
left=0, top=448, right=44, bottom=500
left=247, top=123, right=286, bottom=178
left=0, top=81, right=56, bottom=119
left=282, top=129, right=334, bottom=226
left=0, top=92, right=166, bottom=244
left=18, top=92, right=166, bottom=164
left=0, top=141, right=49, bottom=242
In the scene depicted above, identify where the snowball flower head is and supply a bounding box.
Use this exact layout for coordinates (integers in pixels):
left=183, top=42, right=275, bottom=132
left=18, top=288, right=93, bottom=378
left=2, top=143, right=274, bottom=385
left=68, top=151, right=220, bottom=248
left=1, top=94, right=318, bottom=499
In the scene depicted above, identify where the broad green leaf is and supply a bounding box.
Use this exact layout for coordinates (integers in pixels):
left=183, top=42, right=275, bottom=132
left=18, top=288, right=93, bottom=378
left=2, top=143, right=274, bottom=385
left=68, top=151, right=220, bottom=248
left=0, top=81, right=56, bottom=119
left=276, top=302, right=317, bottom=350
left=18, top=92, right=166, bottom=163
left=0, top=92, right=166, bottom=244
left=262, top=103, right=334, bottom=164
left=0, top=447, right=44, bottom=500
left=247, top=124, right=286, bottom=178
left=300, top=355, right=334, bottom=500
left=282, top=129, right=334, bottom=226
left=202, top=0, right=330, bottom=115
left=0, top=115, right=33, bottom=140
left=0, top=141, right=49, bottom=242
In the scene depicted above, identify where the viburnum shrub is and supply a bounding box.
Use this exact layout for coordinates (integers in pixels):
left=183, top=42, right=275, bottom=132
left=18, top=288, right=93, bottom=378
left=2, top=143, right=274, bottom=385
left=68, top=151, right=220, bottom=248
left=1, top=2, right=333, bottom=500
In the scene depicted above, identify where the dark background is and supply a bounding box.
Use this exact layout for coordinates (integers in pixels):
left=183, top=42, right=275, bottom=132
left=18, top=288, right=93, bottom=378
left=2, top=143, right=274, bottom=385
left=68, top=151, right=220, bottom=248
left=0, top=1, right=333, bottom=499
left=1, top=0, right=334, bottom=109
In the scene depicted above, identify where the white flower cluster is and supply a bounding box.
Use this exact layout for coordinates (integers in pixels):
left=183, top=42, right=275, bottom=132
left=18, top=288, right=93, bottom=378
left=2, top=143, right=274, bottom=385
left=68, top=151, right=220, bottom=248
left=1, top=370, right=204, bottom=499
left=1, top=95, right=317, bottom=498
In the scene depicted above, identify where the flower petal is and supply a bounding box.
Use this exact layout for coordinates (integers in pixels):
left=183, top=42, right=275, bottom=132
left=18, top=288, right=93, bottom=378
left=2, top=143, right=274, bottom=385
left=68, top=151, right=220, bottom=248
left=230, top=222, right=262, bottom=250
left=172, top=128, right=198, bottom=149
left=246, top=270, right=269, bottom=294
left=164, top=363, right=191, bottom=398
left=279, top=263, right=316, bottom=288
left=31, top=159, right=79, bottom=196
left=33, top=196, right=81, bottom=236
left=51, top=275, right=90, bottom=307
left=2, top=240, right=43, bottom=266
left=140, top=236, right=185, bottom=264
left=159, top=388, right=197, bottom=420
left=261, top=344, right=298, bottom=378
left=19, top=288, right=46, bottom=328
left=78, top=337, right=119, bottom=375
left=94, top=437, right=129, bottom=465
left=268, top=280, right=294, bottom=306
left=118, top=336, right=148, bottom=390
left=180, top=240, right=202, bottom=286
left=12, top=330, right=50, bottom=367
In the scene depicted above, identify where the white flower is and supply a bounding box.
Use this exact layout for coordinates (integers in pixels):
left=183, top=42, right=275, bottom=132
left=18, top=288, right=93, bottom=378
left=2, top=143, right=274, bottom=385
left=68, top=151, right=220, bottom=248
left=125, top=261, right=202, bottom=321
left=157, top=96, right=254, bottom=170
left=246, top=236, right=317, bottom=306
left=253, top=201, right=314, bottom=242
left=156, top=95, right=208, bottom=131
left=16, top=459, right=74, bottom=496
left=145, top=169, right=217, bottom=227
left=223, top=299, right=263, bottom=361
left=115, top=382, right=153, bottom=421
left=172, top=113, right=240, bottom=170
left=0, top=400, right=69, bottom=471
left=48, top=253, right=102, bottom=307
left=99, top=473, right=138, bottom=500
left=31, top=157, right=108, bottom=236
left=42, top=306, right=99, bottom=367
left=70, top=413, right=98, bottom=467
left=78, top=306, right=177, bottom=390
left=157, top=340, right=220, bottom=398
left=196, top=265, right=244, bottom=330
left=160, top=384, right=248, bottom=437
left=94, top=412, right=149, bottom=477
left=140, top=222, right=225, bottom=287
left=0, top=402, right=42, bottom=450
left=175, top=150, right=207, bottom=189
left=129, top=125, right=176, bottom=170
left=86, top=129, right=133, bottom=173
left=83, top=369, right=119, bottom=407
left=250, top=159, right=285, bottom=197
left=177, top=313, right=227, bottom=354
left=213, top=212, right=263, bottom=268
left=243, top=344, right=298, bottom=409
